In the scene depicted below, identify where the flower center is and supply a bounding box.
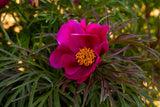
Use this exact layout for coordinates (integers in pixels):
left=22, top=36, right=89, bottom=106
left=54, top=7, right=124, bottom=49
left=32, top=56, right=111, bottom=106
left=75, top=47, right=96, bottom=66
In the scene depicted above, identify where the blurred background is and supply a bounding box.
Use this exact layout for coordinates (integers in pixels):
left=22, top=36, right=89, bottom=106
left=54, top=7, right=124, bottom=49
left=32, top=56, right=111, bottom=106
left=0, top=0, right=159, bottom=106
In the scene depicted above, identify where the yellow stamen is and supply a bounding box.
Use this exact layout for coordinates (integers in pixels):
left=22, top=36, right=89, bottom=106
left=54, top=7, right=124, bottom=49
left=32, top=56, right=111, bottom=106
left=75, top=47, right=96, bottom=66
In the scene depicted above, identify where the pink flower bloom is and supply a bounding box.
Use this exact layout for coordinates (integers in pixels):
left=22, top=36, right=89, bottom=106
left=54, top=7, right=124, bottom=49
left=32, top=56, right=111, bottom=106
left=50, top=19, right=109, bottom=84
left=0, top=0, right=10, bottom=8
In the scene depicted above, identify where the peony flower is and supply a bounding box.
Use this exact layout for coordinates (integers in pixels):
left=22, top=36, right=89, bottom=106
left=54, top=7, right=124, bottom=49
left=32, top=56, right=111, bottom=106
left=0, top=0, right=10, bottom=8
left=50, top=19, right=109, bottom=84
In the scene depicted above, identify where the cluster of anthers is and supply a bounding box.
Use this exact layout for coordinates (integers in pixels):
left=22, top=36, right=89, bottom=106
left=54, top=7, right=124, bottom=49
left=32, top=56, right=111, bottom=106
left=75, top=47, right=96, bottom=66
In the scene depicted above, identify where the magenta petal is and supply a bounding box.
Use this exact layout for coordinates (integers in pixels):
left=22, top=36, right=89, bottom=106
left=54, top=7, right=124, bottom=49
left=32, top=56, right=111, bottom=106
left=68, top=34, right=101, bottom=50
left=95, top=41, right=109, bottom=56
left=80, top=19, right=87, bottom=30
left=56, top=23, right=70, bottom=44
left=65, top=65, right=93, bottom=83
left=86, top=24, right=109, bottom=41
left=57, top=20, right=85, bottom=44
left=65, top=53, right=101, bottom=83
left=77, top=76, right=89, bottom=84
left=49, top=44, right=73, bottom=68
left=61, top=54, right=81, bottom=75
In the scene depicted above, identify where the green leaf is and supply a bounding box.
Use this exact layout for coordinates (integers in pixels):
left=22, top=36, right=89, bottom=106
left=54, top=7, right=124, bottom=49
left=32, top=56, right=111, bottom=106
left=0, top=72, right=36, bottom=88
left=54, top=88, right=61, bottom=107
left=28, top=74, right=41, bottom=107
left=4, top=88, right=22, bottom=107
left=33, top=88, right=53, bottom=107
left=18, top=87, right=25, bottom=107
left=0, top=48, right=18, bottom=58
left=132, top=94, right=143, bottom=107
left=0, top=60, right=17, bottom=68
left=0, top=87, right=11, bottom=103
